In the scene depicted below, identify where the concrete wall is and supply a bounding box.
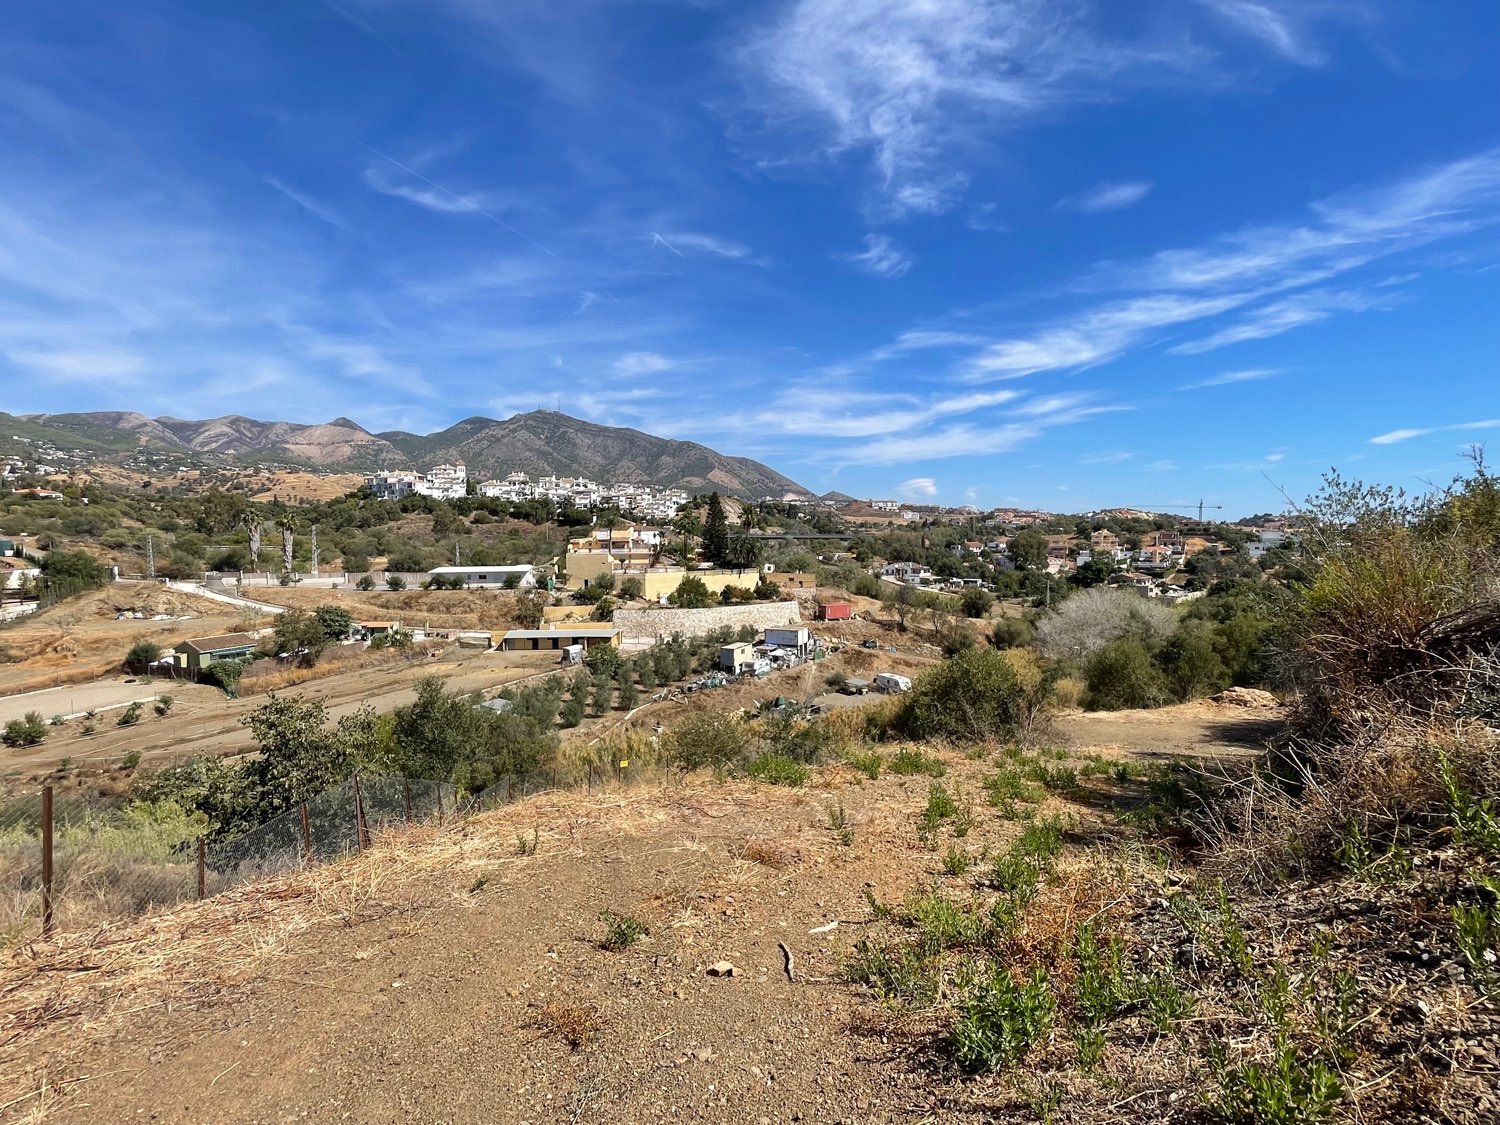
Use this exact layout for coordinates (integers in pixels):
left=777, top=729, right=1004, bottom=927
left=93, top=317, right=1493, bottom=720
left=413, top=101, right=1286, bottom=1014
left=614, top=600, right=801, bottom=641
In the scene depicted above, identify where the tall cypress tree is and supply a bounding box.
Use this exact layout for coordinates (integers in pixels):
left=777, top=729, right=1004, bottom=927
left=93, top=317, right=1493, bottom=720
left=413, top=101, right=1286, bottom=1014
left=702, top=492, right=730, bottom=566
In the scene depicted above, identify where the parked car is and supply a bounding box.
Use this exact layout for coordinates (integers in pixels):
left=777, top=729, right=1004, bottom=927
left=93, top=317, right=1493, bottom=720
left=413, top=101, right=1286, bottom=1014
left=862, top=639, right=879, bottom=649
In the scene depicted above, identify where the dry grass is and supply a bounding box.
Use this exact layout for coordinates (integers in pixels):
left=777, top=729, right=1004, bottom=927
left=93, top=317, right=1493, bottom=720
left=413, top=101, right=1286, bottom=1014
left=237, top=646, right=422, bottom=696
left=531, top=1001, right=601, bottom=1050
left=737, top=837, right=797, bottom=869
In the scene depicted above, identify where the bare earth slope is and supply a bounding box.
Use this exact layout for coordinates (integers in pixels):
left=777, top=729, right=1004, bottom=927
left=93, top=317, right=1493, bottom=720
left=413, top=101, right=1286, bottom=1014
left=1, top=704, right=1277, bottom=1124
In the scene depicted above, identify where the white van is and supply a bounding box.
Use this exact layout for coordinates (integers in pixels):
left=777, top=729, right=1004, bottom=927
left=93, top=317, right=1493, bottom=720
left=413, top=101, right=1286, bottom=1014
left=874, top=672, right=912, bottom=695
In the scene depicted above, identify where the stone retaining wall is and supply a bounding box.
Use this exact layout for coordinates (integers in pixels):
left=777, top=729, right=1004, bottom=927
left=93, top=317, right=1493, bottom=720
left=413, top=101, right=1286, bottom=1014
left=613, top=600, right=801, bottom=640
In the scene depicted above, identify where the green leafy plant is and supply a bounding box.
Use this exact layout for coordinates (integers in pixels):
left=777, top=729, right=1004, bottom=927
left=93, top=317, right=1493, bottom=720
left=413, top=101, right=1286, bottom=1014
left=745, top=753, right=810, bottom=787
left=598, top=909, right=648, bottom=950
left=951, top=964, right=1055, bottom=1072
left=826, top=801, right=853, bottom=846
left=117, top=701, right=144, bottom=726
left=846, top=939, right=940, bottom=1009
left=889, top=748, right=946, bottom=777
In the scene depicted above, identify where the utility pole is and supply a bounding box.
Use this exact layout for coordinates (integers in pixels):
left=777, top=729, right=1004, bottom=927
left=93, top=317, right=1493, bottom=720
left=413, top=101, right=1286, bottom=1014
left=146, top=536, right=155, bottom=580
left=310, top=524, right=319, bottom=577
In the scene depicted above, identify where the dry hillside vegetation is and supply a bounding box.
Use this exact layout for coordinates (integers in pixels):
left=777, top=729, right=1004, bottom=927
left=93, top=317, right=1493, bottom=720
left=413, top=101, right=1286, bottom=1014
left=0, top=587, right=260, bottom=695
left=0, top=706, right=1267, bottom=1124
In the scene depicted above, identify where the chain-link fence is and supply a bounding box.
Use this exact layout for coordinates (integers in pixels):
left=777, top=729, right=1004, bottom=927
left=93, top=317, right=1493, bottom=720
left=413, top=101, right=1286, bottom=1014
left=1, top=788, right=205, bottom=942
left=208, top=777, right=457, bottom=882
left=4, top=776, right=458, bottom=943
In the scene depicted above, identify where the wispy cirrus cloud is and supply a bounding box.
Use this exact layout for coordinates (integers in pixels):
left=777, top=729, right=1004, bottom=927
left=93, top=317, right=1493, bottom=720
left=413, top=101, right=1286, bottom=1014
left=1178, top=367, right=1282, bottom=390
left=650, top=231, right=769, bottom=267
left=1055, top=180, right=1153, bottom=214
left=1193, top=0, right=1361, bottom=67
left=263, top=176, right=349, bottom=232
left=899, top=476, right=938, bottom=499
left=1369, top=419, right=1500, bottom=445
left=899, top=147, right=1500, bottom=386
left=731, top=0, right=1375, bottom=216
left=611, top=351, right=676, bottom=376
left=841, top=233, right=913, bottom=278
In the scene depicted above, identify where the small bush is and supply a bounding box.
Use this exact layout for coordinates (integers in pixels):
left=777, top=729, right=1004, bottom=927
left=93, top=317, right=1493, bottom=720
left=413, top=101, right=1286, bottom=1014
left=745, top=753, right=810, bottom=787
left=668, top=712, right=750, bottom=774
left=845, top=749, right=883, bottom=780
left=890, top=749, right=946, bottom=777
left=951, top=964, right=1055, bottom=1072
left=1084, top=640, right=1172, bottom=711
left=2, top=711, right=47, bottom=747
left=121, top=750, right=143, bottom=770
left=117, top=701, right=144, bottom=726
left=385, top=574, right=407, bottom=591
left=154, top=695, right=175, bottom=717
left=598, top=909, right=648, bottom=950
left=1213, top=1038, right=1344, bottom=1125
left=942, top=845, right=971, bottom=876
left=846, top=939, right=939, bottom=1008
left=125, top=640, right=162, bottom=673
left=356, top=574, right=376, bottom=591
left=827, top=801, right=854, bottom=846
left=900, top=648, right=1052, bottom=744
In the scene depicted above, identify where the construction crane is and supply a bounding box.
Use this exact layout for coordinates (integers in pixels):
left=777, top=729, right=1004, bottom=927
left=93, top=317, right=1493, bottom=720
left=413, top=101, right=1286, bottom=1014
left=1129, top=500, right=1224, bottom=522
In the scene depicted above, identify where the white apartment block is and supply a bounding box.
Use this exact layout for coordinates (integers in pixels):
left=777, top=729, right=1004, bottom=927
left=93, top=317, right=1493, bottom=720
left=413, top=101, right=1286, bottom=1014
left=365, top=462, right=468, bottom=501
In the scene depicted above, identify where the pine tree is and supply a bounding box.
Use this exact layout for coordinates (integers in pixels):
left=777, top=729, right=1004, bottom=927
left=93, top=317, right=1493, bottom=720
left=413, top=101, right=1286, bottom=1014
left=702, top=492, right=730, bottom=567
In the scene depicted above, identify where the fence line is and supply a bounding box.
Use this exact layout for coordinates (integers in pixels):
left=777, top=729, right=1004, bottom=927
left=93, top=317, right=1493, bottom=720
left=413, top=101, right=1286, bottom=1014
left=6, top=757, right=655, bottom=943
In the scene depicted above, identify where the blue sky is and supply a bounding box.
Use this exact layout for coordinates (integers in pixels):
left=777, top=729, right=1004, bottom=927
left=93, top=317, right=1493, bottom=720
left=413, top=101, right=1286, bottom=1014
left=1, top=0, right=1497, bottom=515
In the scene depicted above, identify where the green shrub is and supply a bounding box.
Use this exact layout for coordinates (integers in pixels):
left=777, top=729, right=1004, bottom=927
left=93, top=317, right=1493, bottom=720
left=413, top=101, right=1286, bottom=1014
left=846, top=939, right=940, bottom=1008
left=598, top=909, right=648, bottom=950
left=889, top=749, right=946, bottom=777
left=668, top=712, right=750, bottom=774
left=900, top=648, right=1052, bottom=743
left=745, top=753, right=810, bottom=787
left=125, top=640, right=162, bottom=673
left=1213, top=1038, right=1344, bottom=1125
left=385, top=574, right=407, bottom=591
left=117, top=701, right=144, bottom=726
left=951, top=964, right=1055, bottom=1072
left=356, top=574, right=376, bottom=591
left=845, top=749, right=883, bottom=779
left=1084, top=640, right=1172, bottom=711
left=2, top=711, right=47, bottom=747
left=153, top=695, right=175, bottom=717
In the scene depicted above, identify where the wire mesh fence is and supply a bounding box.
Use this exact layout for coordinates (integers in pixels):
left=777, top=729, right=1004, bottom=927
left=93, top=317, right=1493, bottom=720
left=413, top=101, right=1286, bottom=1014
left=4, top=775, right=459, bottom=943
left=1, top=788, right=204, bottom=942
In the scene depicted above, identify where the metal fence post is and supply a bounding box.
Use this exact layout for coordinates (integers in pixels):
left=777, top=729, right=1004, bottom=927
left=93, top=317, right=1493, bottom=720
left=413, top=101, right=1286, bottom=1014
left=300, top=801, right=312, bottom=868
left=402, top=779, right=413, bottom=822
left=353, top=775, right=371, bottom=851
left=41, top=785, right=54, bottom=939
left=196, top=838, right=206, bottom=899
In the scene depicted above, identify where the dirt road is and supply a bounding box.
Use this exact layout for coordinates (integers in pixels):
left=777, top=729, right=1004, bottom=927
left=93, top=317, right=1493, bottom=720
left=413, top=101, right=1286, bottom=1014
left=0, top=650, right=562, bottom=780
left=0, top=679, right=175, bottom=725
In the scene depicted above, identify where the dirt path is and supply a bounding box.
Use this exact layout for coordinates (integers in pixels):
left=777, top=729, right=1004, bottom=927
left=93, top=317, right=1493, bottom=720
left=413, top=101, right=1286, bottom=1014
left=1, top=703, right=1284, bottom=1123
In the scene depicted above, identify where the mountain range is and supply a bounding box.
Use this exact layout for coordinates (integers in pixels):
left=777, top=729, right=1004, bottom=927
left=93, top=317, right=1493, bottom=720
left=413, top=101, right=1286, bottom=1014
left=3, top=410, right=812, bottom=500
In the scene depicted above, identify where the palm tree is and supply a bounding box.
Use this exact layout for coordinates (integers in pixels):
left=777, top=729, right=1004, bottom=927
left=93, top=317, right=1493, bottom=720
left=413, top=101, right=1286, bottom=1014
left=244, top=514, right=262, bottom=572
left=277, top=514, right=296, bottom=578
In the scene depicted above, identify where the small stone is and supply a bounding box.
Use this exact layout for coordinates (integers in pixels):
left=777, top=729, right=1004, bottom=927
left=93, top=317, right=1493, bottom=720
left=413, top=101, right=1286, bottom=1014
left=707, top=961, right=737, bottom=977
left=691, top=1047, right=715, bottom=1062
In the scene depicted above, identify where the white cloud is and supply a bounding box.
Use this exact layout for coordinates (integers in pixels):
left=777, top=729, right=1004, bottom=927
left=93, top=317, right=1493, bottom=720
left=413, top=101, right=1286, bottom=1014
left=1056, top=180, right=1153, bottom=214
left=1169, top=289, right=1398, bottom=354
left=1193, top=0, right=1345, bottom=67
left=650, top=231, right=769, bottom=267
left=842, top=233, right=913, bottom=279
left=899, top=477, right=938, bottom=499
left=1178, top=367, right=1281, bottom=390
left=263, top=176, right=349, bottom=232
left=961, top=293, right=1242, bottom=382
left=6, top=348, right=146, bottom=384
left=1080, top=450, right=1133, bottom=464
left=611, top=351, right=675, bottom=376
left=1369, top=420, right=1500, bottom=445
left=732, top=0, right=1371, bottom=215
left=747, top=384, right=1022, bottom=438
